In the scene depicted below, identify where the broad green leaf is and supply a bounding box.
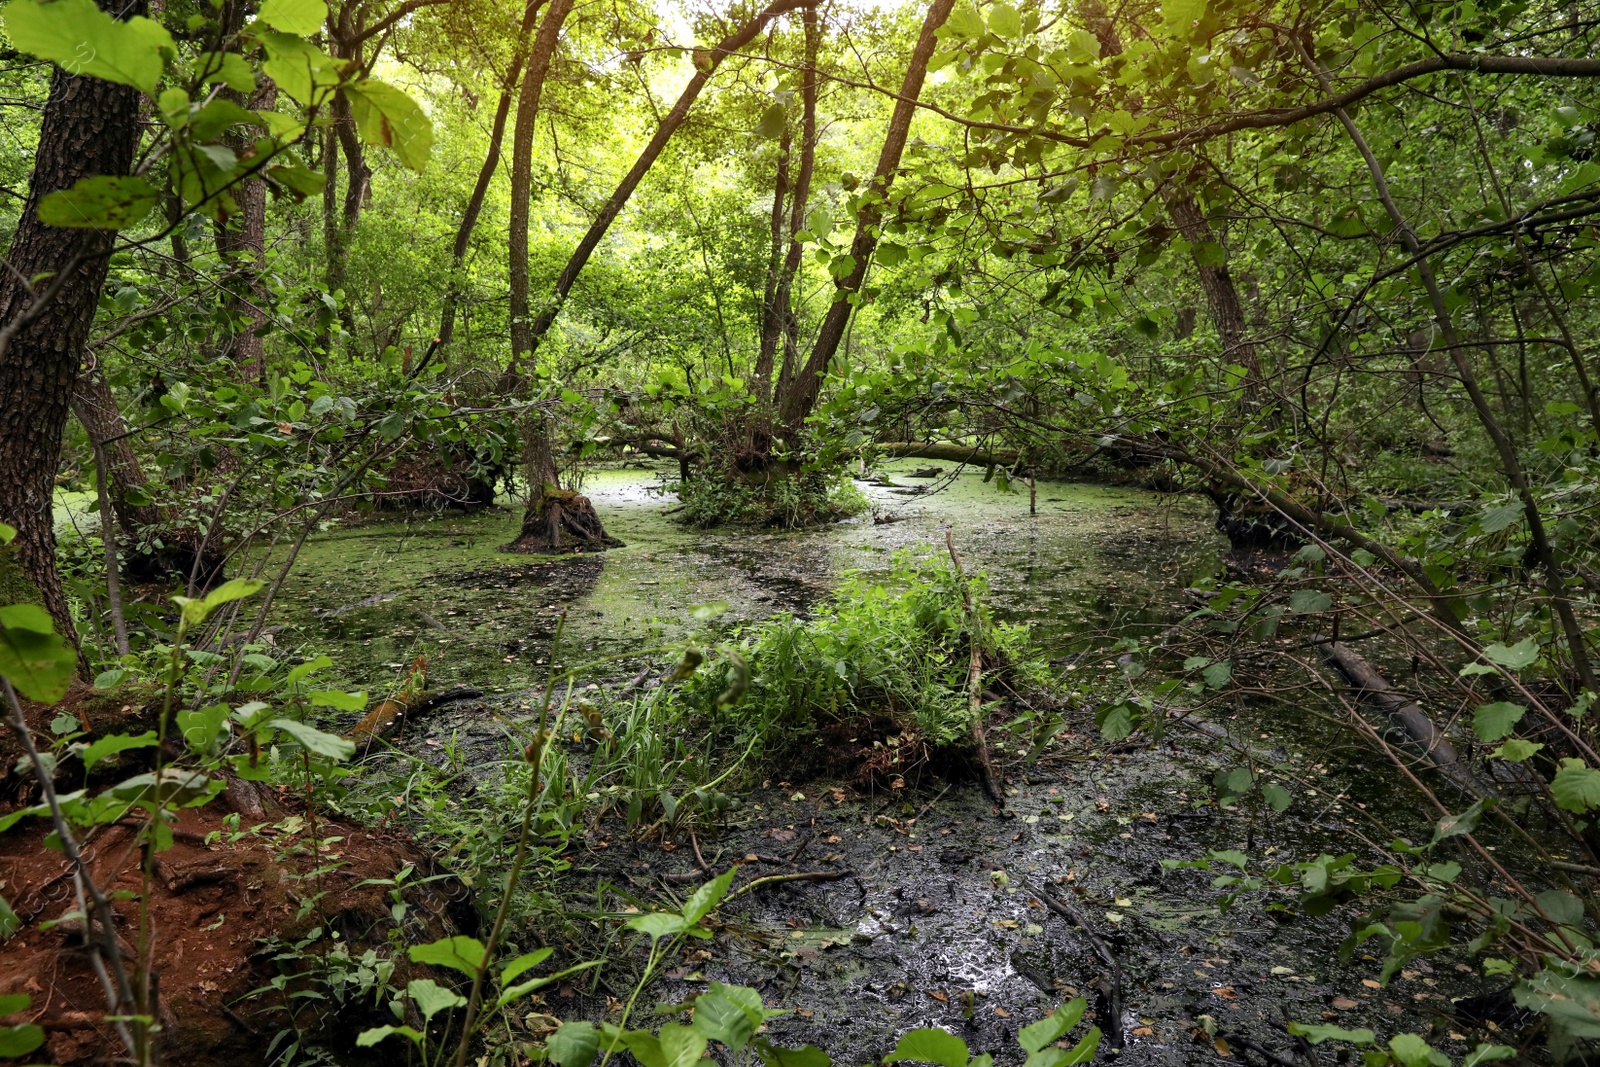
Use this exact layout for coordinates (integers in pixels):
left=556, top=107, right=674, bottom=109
left=1262, top=783, right=1292, bottom=812
left=1162, top=0, right=1206, bottom=31
left=1464, top=1046, right=1515, bottom=1067
left=884, top=1028, right=968, bottom=1067
left=255, top=0, right=326, bottom=34
left=988, top=1, right=1022, bottom=36
left=177, top=704, right=230, bottom=754
left=1483, top=638, right=1539, bottom=670
left=310, top=689, right=367, bottom=711
left=0, top=994, right=27, bottom=1015
left=495, top=959, right=601, bottom=1008
left=657, top=1022, right=707, bottom=1067
left=682, top=867, right=736, bottom=926
left=346, top=79, right=433, bottom=170
left=80, top=730, right=157, bottom=771
left=266, top=163, right=325, bottom=198
left=692, top=982, right=769, bottom=1051
left=1433, top=798, right=1488, bottom=842
left=1288, top=590, right=1332, bottom=613
left=268, top=718, right=355, bottom=761
left=1491, top=738, right=1543, bottom=762
left=0, top=0, right=173, bottom=93
left=188, top=98, right=258, bottom=141
left=1388, top=1034, right=1440, bottom=1067
left=1201, top=660, right=1231, bottom=688
left=758, top=1043, right=831, bottom=1067
left=0, top=605, right=76, bottom=704
left=1553, top=758, right=1600, bottom=813
left=1515, top=966, right=1600, bottom=1037
left=1287, top=1022, right=1375, bottom=1045
left=286, top=654, right=333, bottom=685
left=1023, top=1028, right=1099, bottom=1067
left=36, top=174, right=160, bottom=230
left=626, top=912, right=687, bottom=940
left=547, top=1022, right=601, bottom=1067
left=501, top=946, right=553, bottom=985
left=1066, top=28, right=1099, bottom=62
left=1477, top=504, right=1522, bottom=533
left=192, top=51, right=254, bottom=92
left=0, top=1022, right=44, bottom=1057
left=258, top=31, right=341, bottom=106
left=1537, top=889, right=1584, bottom=925
left=356, top=1024, right=423, bottom=1047
left=945, top=0, right=985, bottom=37
left=1019, top=999, right=1086, bottom=1053
left=1472, top=702, right=1525, bottom=743
left=755, top=102, right=786, bottom=139
left=0, top=524, right=14, bottom=544
left=405, top=977, right=464, bottom=1022
left=408, top=935, right=486, bottom=976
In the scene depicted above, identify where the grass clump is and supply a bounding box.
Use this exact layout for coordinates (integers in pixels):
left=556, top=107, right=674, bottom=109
left=667, top=552, right=1047, bottom=779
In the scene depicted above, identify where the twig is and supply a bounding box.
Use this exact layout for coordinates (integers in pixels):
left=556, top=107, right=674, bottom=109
left=1030, top=883, right=1123, bottom=1051
left=727, top=869, right=851, bottom=902
left=943, top=529, right=1006, bottom=812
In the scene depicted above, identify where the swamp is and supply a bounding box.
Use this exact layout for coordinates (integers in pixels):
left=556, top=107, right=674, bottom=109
left=3, top=0, right=1600, bottom=1063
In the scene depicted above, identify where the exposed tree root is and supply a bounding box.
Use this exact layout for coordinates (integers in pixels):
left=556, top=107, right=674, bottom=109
left=504, top=486, right=624, bottom=554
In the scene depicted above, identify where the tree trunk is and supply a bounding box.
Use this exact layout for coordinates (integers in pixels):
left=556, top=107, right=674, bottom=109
left=776, top=0, right=954, bottom=437
left=751, top=126, right=790, bottom=403
left=505, top=414, right=623, bottom=553
left=216, top=78, right=279, bottom=385
left=438, top=0, right=548, bottom=350
left=71, top=370, right=162, bottom=538
left=1165, top=191, right=1264, bottom=401
left=0, top=1, right=144, bottom=633
left=507, top=0, right=574, bottom=363
left=774, top=2, right=819, bottom=402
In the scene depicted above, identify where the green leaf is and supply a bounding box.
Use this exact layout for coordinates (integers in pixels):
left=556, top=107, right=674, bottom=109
left=1537, top=889, right=1584, bottom=926
left=265, top=163, right=325, bottom=198
left=406, top=977, right=465, bottom=1022
left=1162, top=0, right=1206, bottom=31
left=758, top=1043, right=832, bottom=1067
left=1288, top=590, right=1332, bottom=613
left=1433, top=798, right=1488, bottom=842
left=1023, top=1029, right=1099, bottom=1067
left=884, top=1028, right=968, bottom=1067
left=500, top=946, right=553, bottom=985
left=1201, top=660, right=1232, bottom=689
left=356, top=1025, right=423, bottom=1048
left=945, top=0, right=985, bottom=37
left=0, top=0, right=174, bottom=93
left=1553, top=758, right=1600, bottom=813
left=988, top=1, right=1022, bottom=36
left=0, top=605, right=76, bottom=705
left=408, top=935, right=486, bottom=976
left=192, top=51, right=254, bottom=92
left=0, top=994, right=26, bottom=1015
left=547, top=1022, right=601, bottom=1067
left=693, top=982, right=770, bottom=1051
left=1463, top=1045, right=1515, bottom=1067
left=1484, top=638, right=1539, bottom=670
left=0, top=523, right=14, bottom=544
left=1286, top=1022, right=1375, bottom=1045
left=494, top=960, right=600, bottom=1008
left=80, top=731, right=157, bottom=771
left=755, top=102, right=786, bottom=139
left=1262, top=783, right=1292, bottom=812
left=268, top=718, right=355, bottom=761
left=1387, top=1033, right=1440, bottom=1067
left=1472, top=702, right=1525, bottom=743
left=1019, top=999, right=1086, bottom=1053
left=626, top=912, right=687, bottom=940
left=656, top=1022, right=707, bottom=1067
left=682, top=867, right=736, bottom=926
left=254, top=0, right=325, bottom=34
left=37, top=174, right=159, bottom=229
left=310, top=689, right=367, bottom=711
left=188, top=98, right=258, bottom=141
left=345, top=79, right=433, bottom=170
left=1477, top=503, right=1522, bottom=533
left=286, top=654, right=333, bottom=685
left=258, top=31, right=342, bottom=105
left=1491, top=738, right=1543, bottom=762
left=0, top=1022, right=44, bottom=1057
left=177, top=704, right=230, bottom=754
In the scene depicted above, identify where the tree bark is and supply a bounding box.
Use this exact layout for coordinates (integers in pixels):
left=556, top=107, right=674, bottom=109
left=751, top=126, right=790, bottom=402
left=0, top=0, right=144, bottom=633
left=1165, top=191, right=1264, bottom=400
left=776, top=0, right=954, bottom=437
left=774, top=1, right=818, bottom=402
left=506, top=0, right=574, bottom=363
left=216, top=78, right=279, bottom=385
left=71, top=370, right=163, bottom=539
left=437, top=0, right=548, bottom=350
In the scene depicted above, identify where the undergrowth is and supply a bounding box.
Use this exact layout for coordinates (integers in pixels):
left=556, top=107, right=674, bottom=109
left=672, top=466, right=866, bottom=528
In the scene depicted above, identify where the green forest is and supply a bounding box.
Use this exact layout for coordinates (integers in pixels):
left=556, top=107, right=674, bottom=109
left=2, top=0, right=1600, bottom=1061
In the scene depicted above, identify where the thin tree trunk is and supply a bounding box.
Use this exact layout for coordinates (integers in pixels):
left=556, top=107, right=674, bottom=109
left=774, top=1, right=819, bottom=403
left=0, top=0, right=143, bottom=634
left=88, top=433, right=129, bottom=656
left=1165, top=191, right=1264, bottom=401
left=72, top=370, right=163, bottom=539
left=507, top=0, right=575, bottom=364
left=438, top=0, right=548, bottom=350
left=217, top=79, right=279, bottom=385
left=510, top=0, right=809, bottom=375
left=776, top=0, right=954, bottom=436
left=752, top=124, right=791, bottom=403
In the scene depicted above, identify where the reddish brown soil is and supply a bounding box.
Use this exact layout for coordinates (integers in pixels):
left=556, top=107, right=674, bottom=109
left=0, top=687, right=472, bottom=1065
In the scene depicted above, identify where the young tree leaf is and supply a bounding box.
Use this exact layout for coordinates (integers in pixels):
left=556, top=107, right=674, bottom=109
left=626, top=912, right=687, bottom=940
left=1018, top=999, right=1086, bottom=1053
left=547, top=1022, right=601, bottom=1067
left=1483, top=638, right=1539, bottom=670
left=682, top=867, right=736, bottom=926
left=0, top=0, right=174, bottom=93
left=884, top=1028, right=968, bottom=1067
left=988, top=1, right=1022, bottom=36
left=500, top=946, right=553, bottom=985
left=1288, top=590, right=1332, bottom=613
left=758, top=1042, right=832, bottom=1067
left=345, top=79, right=434, bottom=170
left=692, top=982, right=769, bottom=1051
left=657, top=1022, right=707, bottom=1067
left=254, top=0, right=326, bottom=35
left=258, top=31, right=341, bottom=105
left=1286, top=1023, right=1375, bottom=1045
left=80, top=731, right=157, bottom=771
left=405, top=977, right=465, bottom=1022
left=356, top=1024, right=423, bottom=1047
left=310, top=689, right=367, bottom=711
left=1553, top=758, right=1600, bottom=813
left=192, top=51, right=254, bottom=92
left=1472, top=702, right=1525, bottom=743
left=268, top=718, right=355, bottom=761
left=37, top=175, right=159, bottom=229
left=754, top=102, right=787, bottom=139
left=1490, top=738, right=1543, bottom=762
left=0, top=605, right=76, bottom=705
left=408, top=935, right=487, bottom=976
left=0, top=1022, right=44, bottom=1057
